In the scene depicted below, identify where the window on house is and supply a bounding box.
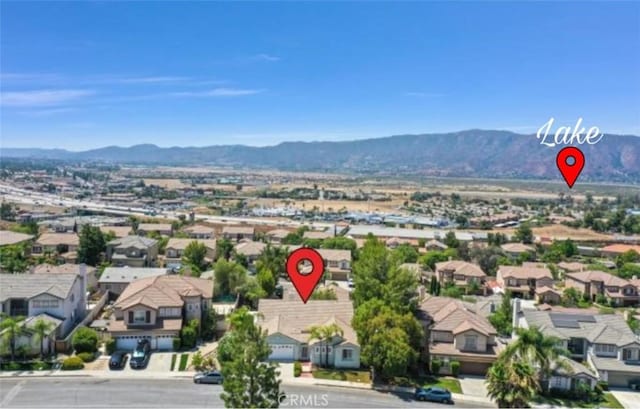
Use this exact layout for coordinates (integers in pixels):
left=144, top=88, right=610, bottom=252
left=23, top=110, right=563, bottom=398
left=342, top=349, right=353, bottom=361
left=464, top=335, right=477, bottom=351
left=595, top=344, right=616, bottom=355
left=32, top=300, right=59, bottom=308
left=133, top=310, right=147, bottom=323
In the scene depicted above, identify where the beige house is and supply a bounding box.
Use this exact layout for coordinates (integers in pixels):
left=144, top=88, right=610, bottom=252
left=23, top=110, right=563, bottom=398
left=222, top=226, right=255, bottom=242
left=182, top=225, right=215, bottom=239
left=501, top=242, right=535, bottom=257
left=435, top=261, right=486, bottom=293
left=165, top=238, right=216, bottom=266
left=565, top=271, right=639, bottom=306
left=496, top=265, right=554, bottom=298
left=234, top=241, right=267, bottom=267
left=303, top=230, right=333, bottom=240
left=137, top=223, right=173, bottom=237
left=318, top=249, right=352, bottom=281
left=108, top=275, right=213, bottom=350
left=106, top=236, right=159, bottom=268
left=32, top=263, right=98, bottom=290
left=31, top=233, right=79, bottom=256
left=265, top=229, right=291, bottom=244
left=417, top=296, right=500, bottom=375
left=535, top=286, right=563, bottom=305
left=425, top=239, right=447, bottom=251
left=98, top=267, right=169, bottom=297
left=99, top=225, right=133, bottom=238
left=0, top=230, right=34, bottom=247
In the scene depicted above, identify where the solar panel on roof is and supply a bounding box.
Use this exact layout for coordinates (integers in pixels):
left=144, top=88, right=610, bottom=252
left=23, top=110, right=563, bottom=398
left=551, top=319, right=581, bottom=329
left=549, top=313, right=596, bottom=323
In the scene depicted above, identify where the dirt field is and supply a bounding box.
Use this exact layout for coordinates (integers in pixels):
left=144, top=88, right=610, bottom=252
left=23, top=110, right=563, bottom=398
left=250, top=198, right=403, bottom=212
left=501, top=224, right=614, bottom=242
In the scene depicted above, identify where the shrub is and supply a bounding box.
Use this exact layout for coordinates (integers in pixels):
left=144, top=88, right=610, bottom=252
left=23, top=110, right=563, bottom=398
left=450, top=360, right=460, bottom=377
left=1, top=362, right=21, bottom=371
left=181, top=326, right=197, bottom=349
left=77, top=352, right=95, bottom=363
left=596, top=294, right=608, bottom=305
left=431, top=358, right=441, bottom=375
left=294, top=361, right=302, bottom=377
left=191, top=351, right=204, bottom=370
left=72, top=327, right=99, bottom=353
left=172, top=337, right=181, bottom=350
left=105, top=338, right=116, bottom=355
left=61, top=356, right=85, bottom=370
left=596, top=380, right=609, bottom=391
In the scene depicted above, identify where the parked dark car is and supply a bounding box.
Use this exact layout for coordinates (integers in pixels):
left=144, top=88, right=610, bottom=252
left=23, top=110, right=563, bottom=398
left=129, top=339, right=151, bottom=369
left=193, top=371, right=224, bottom=384
left=414, top=387, right=453, bottom=404
left=109, top=351, right=127, bottom=369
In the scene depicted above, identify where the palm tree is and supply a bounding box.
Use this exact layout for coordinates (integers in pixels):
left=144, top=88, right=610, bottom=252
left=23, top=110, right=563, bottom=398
left=501, top=326, right=570, bottom=392
left=32, top=319, right=55, bottom=359
left=486, top=360, right=539, bottom=408
left=308, top=323, right=343, bottom=368
left=0, top=316, right=26, bottom=361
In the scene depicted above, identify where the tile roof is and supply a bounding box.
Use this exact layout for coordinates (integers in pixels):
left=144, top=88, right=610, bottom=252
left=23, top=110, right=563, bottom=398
left=99, top=267, right=169, bottom=283
left=222, top=226, right=255, bottom=235
left=114, top=275, right=213, bottom=310
left=99, top=226, right=132, bottom=238
left=183, top=225, right=215, bottom=235
left=266, top=229, right=291, bottom=239
left=318, top=249, right=351, bottom=262
left=108, top=235, right=157, bottom=249
left=138, top=223, right=172, bottom=231
left=435, top=261, right=486, bottom=277
left=600, top=244, right=640, bottom=255
left=35, top=233, right=79, bottom=246
left=567, top=271, right=631, bottom=287
left=535, top=286, right=562, bottom=296
left=166, top=238, right=216, bottom=251
left=0, top=273, right=79, bottom=301
left=234, top=241, right=266, bottom=257
left=418, top=296, right=496, bottom=336
left=303, top=230, right=333, bottom=240
left=498, top=265, right=552, bottom=280
left=557, top=262, right=588, bottom=272
left=501, top=243, right=535, bottom=253
left=32, top=263, right=96, bottom=275
left=0, top=231, right=34, bottom=246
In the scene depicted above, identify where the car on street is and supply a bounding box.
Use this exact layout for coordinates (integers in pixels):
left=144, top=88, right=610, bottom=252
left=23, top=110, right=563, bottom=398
left=414, top=387, right=453, bottom=404
left=109, top=351, right=127, bottom=369
left=129, top=339, right=151, bottom=369
left=193, top=370, right=224, bottom=384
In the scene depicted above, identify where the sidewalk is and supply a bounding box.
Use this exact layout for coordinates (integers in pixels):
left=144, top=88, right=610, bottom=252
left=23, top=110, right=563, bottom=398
left=0, top=369, right=197, bottom=380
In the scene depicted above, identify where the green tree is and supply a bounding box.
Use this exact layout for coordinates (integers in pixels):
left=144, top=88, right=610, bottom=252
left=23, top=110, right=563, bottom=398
left=77, top=225, right=106, bottom=266
left=616, top=250, right=640, bottom=269
left=322, top=237, right=357, bottom=252
left=183, top=241, right=208, bottom=271
left=256, top=267, right=276, bottom=297
left=515, top=223, right=534, bottom=244
left=218, top=308, right=281, bottom=408
left=0, top=202, right=16, bottom=221
left=0, top=243, right=29, bottom=273
left=255, top=245, right=288, bottom=279
left=0, top=316, right=25, bottom=360
left=420, top=251, right=448, bottom=271
left=213, top=259, right=248, bottom=298
left=32, top=318, right=54, bottom=359
left=391, top=243, right=419, bottom=264
left=216, top=238, right=234, bottom=261
left=72, top=327, right=99, bottom=353
left=488, top=291, right=513, bottom=336
left=351, top=236, right=392, bottom=308
left=362, top=326, right=418, bottom=381
left=443, top=231, right=459, bottom=248
left=486, top=360, right=538, bottom=408
left=309, top=323, right=344, bottom=368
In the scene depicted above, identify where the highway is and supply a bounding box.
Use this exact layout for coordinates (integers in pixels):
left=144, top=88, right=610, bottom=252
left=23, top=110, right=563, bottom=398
left=0, top=378, right=492, bottom=408
left=0, top=183, right=332, bottom=229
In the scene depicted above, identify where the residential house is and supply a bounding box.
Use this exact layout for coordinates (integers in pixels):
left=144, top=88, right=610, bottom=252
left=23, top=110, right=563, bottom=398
left=501, top=243, right=536, bottom=257
left=183, top=225, right=215, bottom=239
left=514, top=303, right=640, bottom=388
left=234, top=241, right=267, bottom=270
left=549, top=357, right=598, bottom=391
left=106, top=236, right=159, bottom=268
left=0, top=272, right=87, bottom=336
left=425, top=239, right=448, bottom=251
left=318, top=249, right=351, bottom=281
left=600, top=244, right=640, bottom=258
left=137, top=223, right=173, bottom=237
left=558, top=262, right=588, bottom=274
left=0, top=231, right=34, bottom=248
left=303, top=230, right=333, bottom=240
left=99, top=225, right=132, bottom=238
left=565, top=271, right=639, bottom=306
left=108, top=275, right=213, bottom=350
left=535, top=286, right=563, bottom=305
left=417, top=296, right=500, bottom=375
left=385, top=237, right=417, bottom=249
left=496, top=265, right=554, bottom=298
left=164, top=238, right=216, bottom=267
left=435, top=261, right=487, bottom=293
left=31, top=233, right=79, bottom=262
left=265, top=229, right=291, bottom=244
left=222, top=226, right=255, bottom=242
left=0, top=313, right=64, bottom=357
left=32, top=263, right=98, bottom=291
left=98, top=267, right=169, bottom=297
left=257, top=287, right=359, bottom=368
left=399, top=263, right=432, bottom=284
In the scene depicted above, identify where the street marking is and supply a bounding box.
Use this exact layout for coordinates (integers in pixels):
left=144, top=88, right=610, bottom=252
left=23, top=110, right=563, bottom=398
left=0, top=380, right=25, bottom=408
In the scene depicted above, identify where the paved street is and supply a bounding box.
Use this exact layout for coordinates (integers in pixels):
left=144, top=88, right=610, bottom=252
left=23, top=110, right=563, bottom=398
left=0, top=378, right=493, bottom=408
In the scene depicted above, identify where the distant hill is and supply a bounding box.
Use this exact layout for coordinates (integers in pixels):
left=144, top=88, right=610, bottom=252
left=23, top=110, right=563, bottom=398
left=2, top=130, right=639, bottom=183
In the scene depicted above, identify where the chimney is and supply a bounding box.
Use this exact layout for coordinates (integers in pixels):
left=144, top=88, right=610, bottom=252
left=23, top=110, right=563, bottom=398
left=511, top=298, right=521, bottom=335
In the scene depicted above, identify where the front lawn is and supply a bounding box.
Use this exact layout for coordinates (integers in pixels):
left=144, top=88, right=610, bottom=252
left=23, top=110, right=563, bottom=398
left=170, top=354, right=177, bottom=371
left=312, top=368, right=371, bottom=384
left=178, top=354, right=189, bottom=371
left=533, top=392, right=623, bottom=409
left=390, top=376, right=462, bottom=394
left=601, top=393, right=624, bottom=409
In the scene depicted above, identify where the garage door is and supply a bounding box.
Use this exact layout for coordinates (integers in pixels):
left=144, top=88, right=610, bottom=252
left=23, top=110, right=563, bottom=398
left=269, top=344, right=295, bottom=360
left=156, top=336, right=174, bottom=351
left=607, top=372, right=640, bottom=388
left=116, top=336, right=151, bottom=351
left=459, top=361, right=491, bottom=375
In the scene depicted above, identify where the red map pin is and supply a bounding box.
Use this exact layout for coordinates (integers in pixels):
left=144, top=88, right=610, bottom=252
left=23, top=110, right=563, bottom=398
left=286, top=247, right=325, bottom=303
left=556, top=146, right=585, bottom=189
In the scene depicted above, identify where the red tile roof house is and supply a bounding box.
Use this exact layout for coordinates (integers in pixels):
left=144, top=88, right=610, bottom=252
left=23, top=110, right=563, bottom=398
left=565, top=271, right=639, bottom=307
left=417, top=296, right=501, bottom=375
left=599, top=244, right=640, bottom=258
left=496, top=265, right=554, bottom=299
left=434, top=261, right=487, bottom=295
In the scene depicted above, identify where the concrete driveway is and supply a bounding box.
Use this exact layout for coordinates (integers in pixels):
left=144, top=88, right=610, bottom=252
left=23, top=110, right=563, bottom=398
left=278, top=363, right=295, bottom=382
left=610, top=389, right=638, bottom=409
left=146, top=352, right=174, bottom=372
left=458, top=375, right=489, bottom=398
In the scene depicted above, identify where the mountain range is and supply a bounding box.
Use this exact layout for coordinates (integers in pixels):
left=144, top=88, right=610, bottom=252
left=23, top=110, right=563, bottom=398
left=3, top=130, right=639, bottom=183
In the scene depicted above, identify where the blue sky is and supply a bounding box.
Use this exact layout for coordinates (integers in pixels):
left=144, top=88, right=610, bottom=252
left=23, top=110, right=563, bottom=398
left=1, top=1, right=639, bottom=150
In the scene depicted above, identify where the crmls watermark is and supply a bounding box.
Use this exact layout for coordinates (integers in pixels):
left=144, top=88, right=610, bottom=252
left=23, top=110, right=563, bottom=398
left=536, top=117, right=604, bottom=148
left=279, top=393, right=330, bottom=407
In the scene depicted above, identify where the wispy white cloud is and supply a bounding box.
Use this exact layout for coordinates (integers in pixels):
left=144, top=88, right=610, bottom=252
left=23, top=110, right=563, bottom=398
left=170, top=88, right=265, bottom=97
left=404, top=91, right=445, bottom=98
left=252, top=53, right=280, bottom=62
left=17, top=107, right=77, bottom=117
left=1, top=89, right=95, bottom=107
left=101, top=76, right=191, bottom=84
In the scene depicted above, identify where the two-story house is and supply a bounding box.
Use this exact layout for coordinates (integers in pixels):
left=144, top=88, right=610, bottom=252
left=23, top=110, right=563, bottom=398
left=222, top=226, right=255, bottom=242
left=0, top=272, right=87, bottom=337
left=106, top=236, right=159, bottom=268
left=501, top=243, right=536, bottom=257
left=514, top=303, right=640, bottom=388
left=565, top=271, right=639, bottom=306
left=98, top=267, right=170, bottom=298
left=496, top=264, right=554, bottom=299
left=31, top=263, right=99, bottom=291
left=416, top=296, right=500, bottom=375
left=182, top=225, right=215, bottom=239
left=265, top=229, right=291, bottom=244
left=31, top=233, right=79, bottom=263
left=318, top=249, right=352, bottom=281
left=257, top=284, right=359, bottom=369
left=435, top=261, right=487, bottom=293
left=234, top=241, right=267, bottom=270
left=164, top=238, right=216, bottom=267
left=108, top=275, right=213, bottom=350
left=137, top=223, right=173, bottom=237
